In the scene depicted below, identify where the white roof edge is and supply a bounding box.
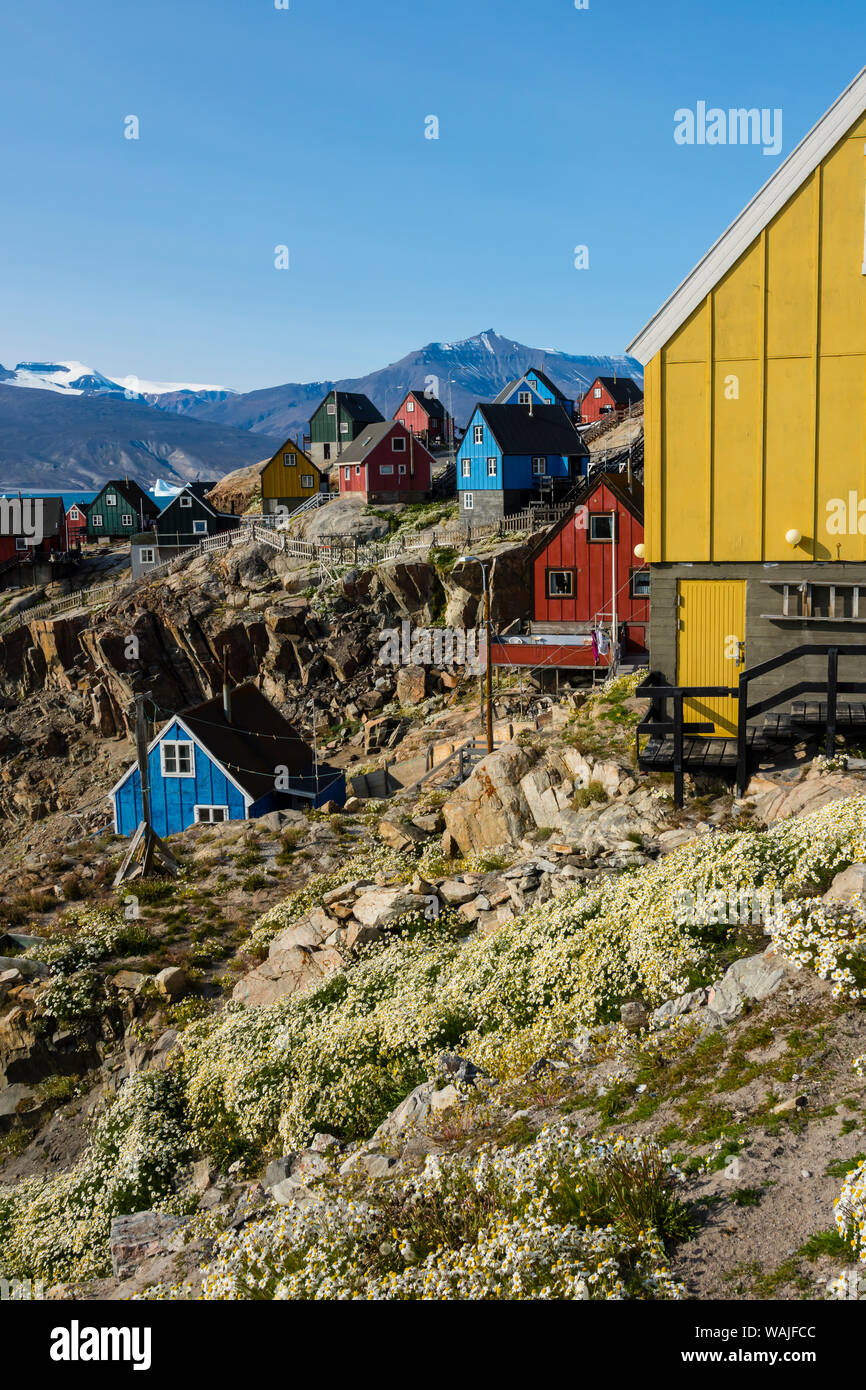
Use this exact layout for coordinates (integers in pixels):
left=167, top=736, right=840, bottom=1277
left=626, top=67, right=866, bottom=364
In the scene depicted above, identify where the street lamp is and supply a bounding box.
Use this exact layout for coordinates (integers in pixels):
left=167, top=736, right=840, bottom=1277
left=458, top=554, right=494, bottom=754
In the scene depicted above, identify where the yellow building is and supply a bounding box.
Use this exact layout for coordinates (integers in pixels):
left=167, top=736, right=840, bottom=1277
left=261, top=438, right=327, bottom=515
left=628, top=68, right=866, bottom=767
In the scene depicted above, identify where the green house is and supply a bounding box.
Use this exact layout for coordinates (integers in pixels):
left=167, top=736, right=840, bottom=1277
left=307, top=391, right=383, bottom=466
left=87, top=479, right=159, bottom=540
left=154, top=483, right=239, bottom=549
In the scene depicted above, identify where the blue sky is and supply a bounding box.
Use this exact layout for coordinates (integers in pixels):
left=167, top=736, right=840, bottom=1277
left=1, top=0, right=863, bottom=390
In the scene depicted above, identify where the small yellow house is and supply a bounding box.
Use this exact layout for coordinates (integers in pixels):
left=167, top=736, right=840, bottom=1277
left=261, top=438, right=328, bottom=516
left=628, top=67, right=866, bottom=746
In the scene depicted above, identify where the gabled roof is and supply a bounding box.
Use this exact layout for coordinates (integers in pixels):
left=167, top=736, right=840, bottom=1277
left=530, top=470, right=644, bottom=559
left=94, top=478, right=159, bottom=516
left=583, top=376, right=643, bottom=407
left=263, top=437, right=321, bottom=474
left=472, top=403, right=588, bottom=457
left=156, top=484, right=235, bottom=523
left=336, top=420, right=434, bottom=466
left=627, top=66, right=866, bottom=363
left=311, top=390, right=384, bottom=424
left=179, top=683, right=313, bottom=798
left=493, top=366, right=571, bottom=405
left=400, top=389, right=447, bottom=417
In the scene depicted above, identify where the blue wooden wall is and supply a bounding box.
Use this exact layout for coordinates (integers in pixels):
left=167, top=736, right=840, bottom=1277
left=113, top=721, right=248, bottom=837
left=456, top=408, right=573, bottom=492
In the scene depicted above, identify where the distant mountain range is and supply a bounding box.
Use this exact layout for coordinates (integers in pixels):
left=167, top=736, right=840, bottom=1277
left=0, top=332, right=643, bottom=489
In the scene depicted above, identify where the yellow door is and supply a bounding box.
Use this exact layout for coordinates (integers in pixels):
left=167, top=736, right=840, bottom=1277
left=676, top=580, right=746, bottom=735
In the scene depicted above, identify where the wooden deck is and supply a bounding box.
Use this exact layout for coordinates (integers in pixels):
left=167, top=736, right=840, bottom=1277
left=639, top=726, right=766, bottom=773
left=764, top=701, right=866, bottom=734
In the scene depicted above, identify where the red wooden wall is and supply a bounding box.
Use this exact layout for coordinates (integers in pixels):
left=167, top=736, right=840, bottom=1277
left=533, top=481, right=648, bottom=633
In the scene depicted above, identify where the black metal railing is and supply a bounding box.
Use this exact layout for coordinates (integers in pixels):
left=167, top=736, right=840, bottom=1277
left=636, top=673, right=737, bottom=807
left=735, top=644, right=866, bottom=795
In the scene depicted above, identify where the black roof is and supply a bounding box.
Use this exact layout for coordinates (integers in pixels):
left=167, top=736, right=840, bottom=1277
left=180, top=683, right=313, bottom=800
left=405, top=389, right=447, bottom=417
left=9, top=495, right=66, bottom=536
left=312, top=391, right=384, bottom=424
left=97, top=478, right=160, bottom=516
left=476, top=403, right=588, bottom=457
left=584, top=376, right=643, bottom=407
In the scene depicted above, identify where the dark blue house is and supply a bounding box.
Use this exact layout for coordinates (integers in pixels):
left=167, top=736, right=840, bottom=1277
left=110, top=683, right=345, bottom=837
left=493, top=366, right=576, bottom=419
left=457, top=403, right=589, bottom=523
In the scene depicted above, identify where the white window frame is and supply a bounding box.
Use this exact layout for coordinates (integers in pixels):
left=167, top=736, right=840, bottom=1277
left=194, top=804, right=229, bottom=824
left=15, top=537, right=29, bottom=551
left=301, top=474, right=314, bottom=489
left=106, top=494, right=117, bottom=507
left=380, top=463, right=394, bottom=475
left=121, top=513, right=133, bottom=527
left=193, top=519, right=207, bottom=534
left=398, top=463, right=407, bottom=475
left=139, top=546, right=156, bottom=564
left=593, top=387, right=602, bottom=398
left=161, top=740, right=195, bottom=778
left=406, top=399, right=415, bottom=413
left=344, top=467, right=351, bottom=482
left=69, top=507, right=79, bottom=519
left=463, top=492, right=474, bottom=510
left=340, top=421, right=349, bottom=434
left=283, top=452, right=296, bottom=466
left=461, top=458, right=471, bottom=478
left=518, top=391, right=531, bottom=405
left=326, top=403, right=337, bottom=415
left=473, top=424, right=484, bottom=444
left=487, top=457, right=497, bottom=476
left=631, top=568, right=650, bottom=598
left=532, top=457, right=547, bottom=476
left=180, top=494, right=193, bottom=508
left=355, top=465, right=361, bottom=476
left=92, top=514, right=104, bottom=527
left=392, top=436, right=406, bottom=452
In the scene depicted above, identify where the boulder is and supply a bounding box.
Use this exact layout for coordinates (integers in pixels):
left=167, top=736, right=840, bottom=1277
left=110, top=1212, right=190, bottom=1279
left=377, top=818, right=426, bottom=853
left=442, top=744, right=535, bottom=855
left=396, top=665, right=427, bottom=706
left=824, top=863, right=866, bottom=901
left=232, top=943, right=343, bottom=1008
left=155, top=967, right=187, bottom=1002
left=351, top=887, right=428, bottom=930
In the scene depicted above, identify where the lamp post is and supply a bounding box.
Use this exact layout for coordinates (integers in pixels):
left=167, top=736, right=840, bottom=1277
left=459, top=553, right=494, bottom=754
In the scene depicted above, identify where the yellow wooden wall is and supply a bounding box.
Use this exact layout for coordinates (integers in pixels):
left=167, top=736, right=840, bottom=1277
left=645, top=112, right=866, bottom=562
left=261, top=442, right=322, bottom=502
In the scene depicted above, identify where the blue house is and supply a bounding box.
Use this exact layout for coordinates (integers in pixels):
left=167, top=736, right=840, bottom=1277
left=493, top=366, right=576, bottom=419
left=110, top=683, right=345, bottom=837
left=457, top=403, right=589, bottom=523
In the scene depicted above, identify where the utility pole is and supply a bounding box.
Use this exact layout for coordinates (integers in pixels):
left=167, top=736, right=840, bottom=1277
left=114, top=691, right=178, bottom=886
left=461, top=553, right=494, bottom=753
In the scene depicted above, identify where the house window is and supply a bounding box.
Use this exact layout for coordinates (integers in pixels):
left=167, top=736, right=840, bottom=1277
left=463, top=492, right=474, bottom=510
left=194, top=805, right=229, bottom=824
left=518, top=391, right=531, bottom=404
left=344, top=467, right=351, bottom=482
left=301, top=475, right=314, bottom=489
left=15, top=537, right=29, bottom=550
left=161, top=741, right=194, bottom=777
left=406, top=399, right=415, bottom=413
left=121, top=513, right=133, bottom=527
left=392, top=437, right=406, bottom=451
left=355, top=465, right=361, bottom=476
left=193, top=520, right=207, bottom=534
left=283, top=452, right=296, bottom=466
left=487, top=457, right=497, bottom=476
left=380, top=464, right=394, bottom=475
left=92, top=515, right=104, bottom=527
left=324, top=443, right=331, bottom=460
left=180, top=495, right=192, bottom=508
left=106, top=494, right=117, bottom=507
left=139, top=547, right=156, bottom=564
left=593, top=387, right=602, bottom=398
left=69, top=508, right=79, bottom=519
left=630, top=568, right=650, bottom=598
left=327, top=403, right=337, bottom=415
left=589, top=513, right=615, bottom=541
left=473, top=424, right=484, bottom=444
left=532, top=457, right=547, bottom=476
left=547, top=569, right=575, bottom=598
left=340, top=422, right=349, bottom=434
left=461, top=459, right=471, bottom=478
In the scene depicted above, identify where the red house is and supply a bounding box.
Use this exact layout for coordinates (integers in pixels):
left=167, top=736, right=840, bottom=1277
left=0, top=495, right=68, bottom=584
left=393, top=390, right=452, bottom=450
left=337, top=421, right=433, bottom=503
left=579, top=376, right=643, bottom=423
left=491, top=473, right=648, bottom=673
left=65, top=500, right=89, bottom=546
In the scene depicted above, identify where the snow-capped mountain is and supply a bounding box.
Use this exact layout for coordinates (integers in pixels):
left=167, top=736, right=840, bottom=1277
left=0, top=359, right=234, bottom=404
